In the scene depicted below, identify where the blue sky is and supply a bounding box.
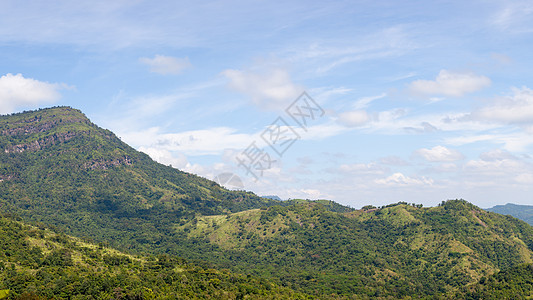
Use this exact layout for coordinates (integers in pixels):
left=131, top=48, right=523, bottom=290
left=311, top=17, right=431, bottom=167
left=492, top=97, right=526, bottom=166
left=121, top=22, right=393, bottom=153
left=2, top=0, right=533, bottom=208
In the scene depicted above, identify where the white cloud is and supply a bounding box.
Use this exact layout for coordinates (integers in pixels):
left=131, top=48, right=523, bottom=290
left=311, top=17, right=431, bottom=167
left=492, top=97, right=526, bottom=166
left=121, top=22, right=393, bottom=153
left=300, top=122, right=347, bottom=140
left=222, top=67, right=302, bottom=110
left=463, top=149, right=532, bottom=179
left=139, top=55, right=191, bottom=75
left=138, top=146, right=236, bottom=180
left=479, top=149, right=516, bottom=161
left=122, top=127, right=255, bottom=156
left=515, top=173, right=533, bottom=184
left=445, top=134, right=496, bottom=146
left=337, top=163, right=386, bottom=175
left=137, top=147, right=189, bottom=168
left=409, top=70, right=491, bottom=97
left=375, top=173, right=434, bottom=186
left=379, top=156, right=409, bottom=166
left=337, top=110, right=370, bottom=127
left=403, top=122, right=439, bottom=134
left=464, top=158, right=523, bottom=176
left=414, top=145, right=464, bottom=162
left=473, top=86, right=533, bottom=125
left=0, top=73, right=69, bottom=114
left=309, top=86, right=353, bottom=103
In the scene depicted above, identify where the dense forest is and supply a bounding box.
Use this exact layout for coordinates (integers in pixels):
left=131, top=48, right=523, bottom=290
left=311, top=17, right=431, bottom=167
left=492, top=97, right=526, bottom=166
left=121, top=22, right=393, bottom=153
left=172, top=200, right=533, bottom=297
left=0, top=214, right=308, bottom=299
left=1, top=107, right=532, bottom=298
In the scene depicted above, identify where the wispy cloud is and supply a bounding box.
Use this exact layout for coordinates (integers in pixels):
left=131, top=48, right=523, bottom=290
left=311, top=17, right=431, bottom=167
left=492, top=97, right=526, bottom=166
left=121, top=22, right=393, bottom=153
left=491, top=1, right=533, bottom=33
left=222, top=67, right=302, bottom=110
left=414, top=145, right=464, bottom=162
left=121, top=126, right=255, bottom=156
left=445, top=132, right=533, bottom=152
left=139, top=55, right=191, bottom=75
left=285, top=26, right=419, bottom=74
left=337, top=110, right=371, bottom=127
left=352, top=93, right=386, bottom=110
left=472, top=86, right=533, bottom=125
left=375, top=173, right=434, bottom=187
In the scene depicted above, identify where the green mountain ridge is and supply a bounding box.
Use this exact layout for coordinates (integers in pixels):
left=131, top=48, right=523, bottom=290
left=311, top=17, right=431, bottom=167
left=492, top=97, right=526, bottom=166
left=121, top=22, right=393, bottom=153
left=1, top=107, right=533, bottom=298
left=173, top=200, right=533, bottom=297
left=487, top=203, right=533, bottom=226
left=2, top=210, right=528, bottom=299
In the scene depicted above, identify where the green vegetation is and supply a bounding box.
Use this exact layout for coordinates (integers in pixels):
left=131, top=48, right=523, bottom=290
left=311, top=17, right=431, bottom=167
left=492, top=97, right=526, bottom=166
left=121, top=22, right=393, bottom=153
left=282, top=199, right=355, bottom=213
left=174, top=200, right=533, bottom=297
left=0, top=214, right=307, bottom=299
left=0, top=107, right=278, bottom=254
left=1, top=107, right=533, bottom=298
left=455, top=263, right=533, bottom=299
left=487, top=203, right=533, bottom=226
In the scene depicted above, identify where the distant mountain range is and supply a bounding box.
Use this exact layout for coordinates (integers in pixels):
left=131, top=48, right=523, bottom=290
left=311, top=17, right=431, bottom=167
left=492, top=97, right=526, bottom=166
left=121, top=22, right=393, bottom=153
left=486, top=203, right=533, bottom=225
left=261, top=195, right=283, bottom=201
left=1, top=107, right=532, bottom=298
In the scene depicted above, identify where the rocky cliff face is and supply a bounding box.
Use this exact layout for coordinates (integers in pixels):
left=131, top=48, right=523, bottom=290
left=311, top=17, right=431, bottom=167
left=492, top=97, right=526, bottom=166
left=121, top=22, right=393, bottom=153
left=1, top=113, right=88, bottom=136
left=0, top=107, right=131, bottom=169
left=4, top=132, right=79, bottom=153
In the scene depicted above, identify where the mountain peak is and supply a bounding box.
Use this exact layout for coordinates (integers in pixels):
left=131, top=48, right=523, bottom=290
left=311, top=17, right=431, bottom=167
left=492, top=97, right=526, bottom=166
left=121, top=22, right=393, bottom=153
left=1, top=106, right=89, bottom=123
left=0, top=106, right=105, bottom=154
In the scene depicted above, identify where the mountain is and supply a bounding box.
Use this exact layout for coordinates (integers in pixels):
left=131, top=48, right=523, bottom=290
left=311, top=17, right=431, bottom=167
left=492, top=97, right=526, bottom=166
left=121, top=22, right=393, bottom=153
left=487, top=203, right=533, bottom=226
left=174, top=200, right=533, bottom=297
left=0, top=107, right=278, bottom=253
left=262, top=195, right=283, bottom=201
left=2, top=107, right=533, bottom=298
left=0, top=213, right=306, bottom=299
left=282, top=198, right=355, bottom=213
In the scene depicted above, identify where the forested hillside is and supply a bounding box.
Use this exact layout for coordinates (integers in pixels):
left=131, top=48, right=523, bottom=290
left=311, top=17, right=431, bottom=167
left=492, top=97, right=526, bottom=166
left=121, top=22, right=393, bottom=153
left=174, top=200, right=533, bottom=297
left=454, top=263, right=533, bottom=299
left=1, top=107, right=532, bottom=298
left=0, top=107, right=277, bottom=253
left=0, top=214, right=307, bottom=299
